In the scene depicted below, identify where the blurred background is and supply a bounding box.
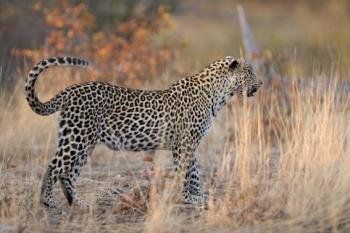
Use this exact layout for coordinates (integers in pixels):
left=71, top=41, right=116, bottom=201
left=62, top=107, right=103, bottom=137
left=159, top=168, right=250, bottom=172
left=1, top=1, right=350, bottom=232
left=1, top=0, right=350, bottom=90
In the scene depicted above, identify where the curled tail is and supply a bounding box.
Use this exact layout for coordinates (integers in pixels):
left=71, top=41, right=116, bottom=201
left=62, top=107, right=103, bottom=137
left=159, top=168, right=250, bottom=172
left=25, top=56, right=89, bottom=115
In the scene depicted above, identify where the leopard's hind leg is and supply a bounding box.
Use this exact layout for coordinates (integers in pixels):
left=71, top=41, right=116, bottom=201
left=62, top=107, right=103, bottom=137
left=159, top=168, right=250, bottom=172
left=56, top=112, right=97, bottom=206
left=41, top=156, right=60, bottom=208
left=59, top=144, right=95, bottom=206
left=41, top=126, right=96, bottom=207
left=42, top=103, right=98, bottom=207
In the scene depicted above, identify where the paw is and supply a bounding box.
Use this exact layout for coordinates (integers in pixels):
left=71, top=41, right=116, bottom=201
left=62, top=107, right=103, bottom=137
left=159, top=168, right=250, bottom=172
left=182, top=190, right=206, bottom=205
left=74, top=198, right=91, bottom=208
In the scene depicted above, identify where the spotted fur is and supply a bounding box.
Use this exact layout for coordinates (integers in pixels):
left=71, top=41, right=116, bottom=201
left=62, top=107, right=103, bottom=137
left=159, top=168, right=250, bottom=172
left=25, top=56, right=262, bottom=208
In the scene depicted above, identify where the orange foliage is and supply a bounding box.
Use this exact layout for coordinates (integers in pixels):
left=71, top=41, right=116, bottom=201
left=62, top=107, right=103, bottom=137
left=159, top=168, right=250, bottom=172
left=15, top=0, right=175, bottom=87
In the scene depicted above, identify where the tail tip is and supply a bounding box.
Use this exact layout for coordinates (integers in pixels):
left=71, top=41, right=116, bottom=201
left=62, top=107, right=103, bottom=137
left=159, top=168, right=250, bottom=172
left=82, top=60, right=89, bottom=66
left=72, top=57, right=89, bottom=66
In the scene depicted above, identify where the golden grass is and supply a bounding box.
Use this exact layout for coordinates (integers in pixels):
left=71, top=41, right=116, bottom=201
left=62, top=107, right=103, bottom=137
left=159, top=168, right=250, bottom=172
left=0, top=68, right=349, bottom=232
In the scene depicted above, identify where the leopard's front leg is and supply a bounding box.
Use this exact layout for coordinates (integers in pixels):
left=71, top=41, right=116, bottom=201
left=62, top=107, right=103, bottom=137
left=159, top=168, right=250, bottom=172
left=172, top=144, right=204, bottom=205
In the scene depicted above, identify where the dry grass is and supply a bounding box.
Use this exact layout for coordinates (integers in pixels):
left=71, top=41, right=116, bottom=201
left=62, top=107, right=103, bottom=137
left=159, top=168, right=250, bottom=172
left=1, top=1, right=350, bottom=232
left=0, top=64, right=349, bottom=233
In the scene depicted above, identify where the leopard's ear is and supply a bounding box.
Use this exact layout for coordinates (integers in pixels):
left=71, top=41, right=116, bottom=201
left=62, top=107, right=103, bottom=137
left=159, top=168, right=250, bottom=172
left=229, top=60, right=239, bottom=71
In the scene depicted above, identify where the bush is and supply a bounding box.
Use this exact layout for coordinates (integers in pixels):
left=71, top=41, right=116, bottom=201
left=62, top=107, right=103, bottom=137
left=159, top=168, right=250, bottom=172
left=12, top=0, right=176, bottom=87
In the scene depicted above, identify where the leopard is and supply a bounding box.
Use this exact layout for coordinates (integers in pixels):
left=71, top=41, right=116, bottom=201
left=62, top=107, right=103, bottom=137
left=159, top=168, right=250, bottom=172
left=25, top=56, right=262, bottom=208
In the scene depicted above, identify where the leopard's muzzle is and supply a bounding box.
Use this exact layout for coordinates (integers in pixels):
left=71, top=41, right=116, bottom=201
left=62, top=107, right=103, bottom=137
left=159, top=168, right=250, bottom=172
left=247, top=79, right=263, bottom=97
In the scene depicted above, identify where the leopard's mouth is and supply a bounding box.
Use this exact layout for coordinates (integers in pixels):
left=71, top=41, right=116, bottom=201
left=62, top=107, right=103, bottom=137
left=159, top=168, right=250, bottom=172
left=247, top=80, right=263, bottom=97
left=247, top=86, right=258, bottom=97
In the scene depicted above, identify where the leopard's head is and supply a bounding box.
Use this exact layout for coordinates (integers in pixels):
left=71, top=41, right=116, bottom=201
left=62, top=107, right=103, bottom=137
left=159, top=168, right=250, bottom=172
left=197, top=56, right=262, bottom=116
left=225, top=57, right=262, bottom=98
